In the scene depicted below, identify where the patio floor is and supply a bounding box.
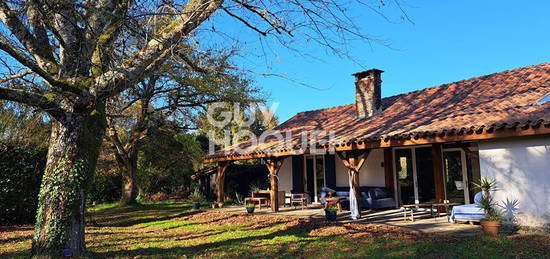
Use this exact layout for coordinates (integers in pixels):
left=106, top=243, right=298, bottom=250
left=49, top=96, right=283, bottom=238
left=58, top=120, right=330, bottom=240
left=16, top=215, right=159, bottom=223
left=221, top=204, right=481, bottom=236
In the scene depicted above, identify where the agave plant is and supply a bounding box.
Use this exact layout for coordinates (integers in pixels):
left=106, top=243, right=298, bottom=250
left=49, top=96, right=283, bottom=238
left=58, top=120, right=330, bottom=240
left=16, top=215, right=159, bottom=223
left=235, top=193, right=244, bottom=205
left=474, top=177, right=502, bottom=222
left=473, top=177, right=498, bottom=198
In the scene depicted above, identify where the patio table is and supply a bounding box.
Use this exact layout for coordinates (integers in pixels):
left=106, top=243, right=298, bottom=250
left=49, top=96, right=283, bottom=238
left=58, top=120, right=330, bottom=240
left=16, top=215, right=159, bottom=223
left=244, top=197, right=269, bottom=209
left=245, top=190, right=272, bottom=209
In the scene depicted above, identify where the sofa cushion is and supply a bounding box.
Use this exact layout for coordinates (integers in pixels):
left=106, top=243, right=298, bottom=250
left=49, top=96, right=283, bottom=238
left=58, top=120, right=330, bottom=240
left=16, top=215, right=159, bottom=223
left=375, top=198, right=396, bottom=209
left=372, top=188, right=391, bottom=199
left=336, top=191, right=349, bottom=197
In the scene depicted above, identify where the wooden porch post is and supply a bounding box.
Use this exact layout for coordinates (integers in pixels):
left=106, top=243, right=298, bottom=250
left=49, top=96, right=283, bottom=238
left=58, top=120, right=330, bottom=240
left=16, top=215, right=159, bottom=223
left=383, top=148, right=394, bottom=191
left=336, top=149, right=371, bottom=219
left=266, top=157, right=285, bottom=212
left=432, top=144, right=445, bottom=204
left=216, top=161, right=230, bottom=204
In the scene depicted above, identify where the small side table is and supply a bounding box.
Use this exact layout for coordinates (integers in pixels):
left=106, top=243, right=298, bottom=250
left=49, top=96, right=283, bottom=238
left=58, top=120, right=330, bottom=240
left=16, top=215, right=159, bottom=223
left=430, top=202, right=460, bottom=221
left=402, top=203, right=434, bottom=222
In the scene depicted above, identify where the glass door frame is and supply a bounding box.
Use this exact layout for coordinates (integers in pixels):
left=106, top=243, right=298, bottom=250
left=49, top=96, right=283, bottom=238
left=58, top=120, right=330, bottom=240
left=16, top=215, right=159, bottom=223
left=303, top=154, right=326, bottom=203
left=392, top=145, right=431, bottom=205
left=392, top=145, right=474, bottom=206
left=442, top=148, right=471, bottom=204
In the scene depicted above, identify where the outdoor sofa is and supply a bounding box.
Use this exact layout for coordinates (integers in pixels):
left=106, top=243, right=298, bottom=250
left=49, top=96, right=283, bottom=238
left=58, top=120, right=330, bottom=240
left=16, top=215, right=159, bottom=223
left=320, top=186, right=396, bottom=209
left=449, top=192, right=485, bottom=223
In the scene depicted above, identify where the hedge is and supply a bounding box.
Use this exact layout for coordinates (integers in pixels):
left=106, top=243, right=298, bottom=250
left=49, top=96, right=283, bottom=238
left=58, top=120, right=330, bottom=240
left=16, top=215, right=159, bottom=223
left=0, top=142, right=47, bottom=225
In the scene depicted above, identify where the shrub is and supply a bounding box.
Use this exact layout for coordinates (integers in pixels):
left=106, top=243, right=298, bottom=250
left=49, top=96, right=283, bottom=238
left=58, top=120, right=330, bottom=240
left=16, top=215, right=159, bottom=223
left=0, top=142, right=46, bottom=225
left=189, top=190, right=204, bottom=203
left=87, top=170, right=121, bottom=205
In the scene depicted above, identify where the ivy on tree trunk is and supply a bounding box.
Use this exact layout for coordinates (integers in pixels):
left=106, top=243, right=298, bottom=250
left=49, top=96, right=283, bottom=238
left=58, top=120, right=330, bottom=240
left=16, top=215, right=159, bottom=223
left=32, top=107, right=106, bottom=257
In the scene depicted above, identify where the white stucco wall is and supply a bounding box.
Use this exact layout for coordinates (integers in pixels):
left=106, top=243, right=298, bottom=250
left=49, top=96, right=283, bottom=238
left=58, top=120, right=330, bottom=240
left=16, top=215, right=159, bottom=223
left=335, top=148, right=386, bottom=187
left=478, top=136, right=550, bottom=229
left=278, top=157, right=293, bottom=193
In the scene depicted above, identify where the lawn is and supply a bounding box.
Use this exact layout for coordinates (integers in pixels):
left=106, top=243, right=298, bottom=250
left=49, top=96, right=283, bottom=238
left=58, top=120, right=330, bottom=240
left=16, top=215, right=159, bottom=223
left=1, top=201, right=548, bottom=258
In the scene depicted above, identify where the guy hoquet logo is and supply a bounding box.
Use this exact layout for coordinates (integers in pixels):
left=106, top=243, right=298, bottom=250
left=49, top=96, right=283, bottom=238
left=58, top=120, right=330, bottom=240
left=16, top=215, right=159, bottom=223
left=206, top=102, right=335, bottom=155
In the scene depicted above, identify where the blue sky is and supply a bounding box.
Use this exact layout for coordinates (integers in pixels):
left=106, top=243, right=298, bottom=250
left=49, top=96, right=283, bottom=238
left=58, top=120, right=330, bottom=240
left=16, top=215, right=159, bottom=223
left=228, top=1, right=550, bottom=122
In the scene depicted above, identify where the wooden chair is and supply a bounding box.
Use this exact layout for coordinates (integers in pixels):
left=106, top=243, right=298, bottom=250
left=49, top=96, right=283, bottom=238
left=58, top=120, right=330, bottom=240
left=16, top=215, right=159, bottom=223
left=290, top=193, right=308, bottom=209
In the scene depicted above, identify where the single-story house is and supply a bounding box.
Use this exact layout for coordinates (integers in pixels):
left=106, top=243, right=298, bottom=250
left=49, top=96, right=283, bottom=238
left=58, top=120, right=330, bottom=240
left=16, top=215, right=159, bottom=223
left=204, top=62, right=550, bottom=229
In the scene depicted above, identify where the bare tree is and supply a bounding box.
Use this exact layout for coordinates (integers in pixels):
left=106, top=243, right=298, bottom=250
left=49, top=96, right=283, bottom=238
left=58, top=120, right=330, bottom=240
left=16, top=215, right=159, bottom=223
left=0, top=0, right=407, bottom=257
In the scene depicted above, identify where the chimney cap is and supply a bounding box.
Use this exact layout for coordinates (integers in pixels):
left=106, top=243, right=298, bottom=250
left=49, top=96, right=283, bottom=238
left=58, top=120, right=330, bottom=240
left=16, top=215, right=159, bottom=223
left=352, top=69, right=384, bottom=79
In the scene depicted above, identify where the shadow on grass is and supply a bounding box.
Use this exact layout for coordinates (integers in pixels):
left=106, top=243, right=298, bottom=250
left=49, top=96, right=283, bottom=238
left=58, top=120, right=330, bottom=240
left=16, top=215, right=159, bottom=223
left=88, top=215, right=550, bottom=259
left=88, top=202, right=201, bottom=227
left=88, top=219, right=332, bottom=258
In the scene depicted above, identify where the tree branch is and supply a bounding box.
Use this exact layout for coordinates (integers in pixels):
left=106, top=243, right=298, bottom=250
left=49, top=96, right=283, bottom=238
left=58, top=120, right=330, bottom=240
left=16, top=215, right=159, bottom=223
left=95, top=0, right=224, bottom=99
left=0, top=87, right=65, bottom=120
left=231, top=0, right=293, bottom=36
left=106, top=121, right=130, bottom=160
left=222, top=7, right=267, bottom=36
left=89, top=0, right=135, bottom=76
left=0, top=70, right=33, bottom=84
left=0, top=1, right=58, bottom=69
left=0, top=35, right=89, bottom=97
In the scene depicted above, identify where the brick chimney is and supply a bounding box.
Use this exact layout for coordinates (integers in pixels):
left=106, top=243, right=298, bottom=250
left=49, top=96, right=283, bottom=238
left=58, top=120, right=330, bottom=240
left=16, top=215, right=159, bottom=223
left=353, top=69, right=383, bottom=118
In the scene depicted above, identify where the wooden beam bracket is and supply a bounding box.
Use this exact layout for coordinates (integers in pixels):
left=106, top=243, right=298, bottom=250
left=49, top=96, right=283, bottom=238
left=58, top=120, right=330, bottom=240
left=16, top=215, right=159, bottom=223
left=266, top=157, right=286, bottom=212
left=216, top=161, right=230, bottom=204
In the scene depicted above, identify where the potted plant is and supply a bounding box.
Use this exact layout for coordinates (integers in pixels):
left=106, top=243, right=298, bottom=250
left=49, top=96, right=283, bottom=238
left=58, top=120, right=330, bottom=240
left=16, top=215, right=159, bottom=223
left=211, top=203, right=217, bottom=209
left=245, top=202, right=255, bottom=213
left=475, top=178, right=502, bottom=236
left=325, top=206, right=338, bottom=221
left=189, top=190, right=203, bottom=210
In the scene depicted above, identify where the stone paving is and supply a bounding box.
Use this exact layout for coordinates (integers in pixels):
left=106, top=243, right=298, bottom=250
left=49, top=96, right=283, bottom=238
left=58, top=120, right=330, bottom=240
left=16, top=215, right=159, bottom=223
left=221, top=204, right=481, bottom=236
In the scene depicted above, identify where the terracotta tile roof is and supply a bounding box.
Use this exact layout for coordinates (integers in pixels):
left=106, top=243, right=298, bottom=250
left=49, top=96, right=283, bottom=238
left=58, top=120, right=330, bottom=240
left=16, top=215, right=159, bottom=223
left=207, top=62, right=550, bottom=160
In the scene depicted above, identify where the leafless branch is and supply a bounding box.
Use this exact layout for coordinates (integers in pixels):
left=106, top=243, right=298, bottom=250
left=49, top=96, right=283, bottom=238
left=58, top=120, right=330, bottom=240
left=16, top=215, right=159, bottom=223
left=0, top=70, right=33, bottom=84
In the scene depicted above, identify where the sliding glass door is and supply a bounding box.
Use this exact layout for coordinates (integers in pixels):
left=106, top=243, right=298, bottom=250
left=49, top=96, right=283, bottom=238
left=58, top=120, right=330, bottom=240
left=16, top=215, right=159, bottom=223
left=394, top=145, right=478, bottom=206
left=304, top=155, right=325, bottom=202
left=415, top=147, right=436, bottom=203
left=395, top=149, right=415, bottom=205
left=443, top=149, right=471, bottom=204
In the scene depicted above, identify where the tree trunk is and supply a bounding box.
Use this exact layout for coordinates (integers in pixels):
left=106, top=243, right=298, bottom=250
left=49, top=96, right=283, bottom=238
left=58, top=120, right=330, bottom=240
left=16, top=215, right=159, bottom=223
left=118, top=146, right=139, bottom=205
left=32, top=109, right=106, bottom=258
left=110, top=95, right=152, bottom=205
